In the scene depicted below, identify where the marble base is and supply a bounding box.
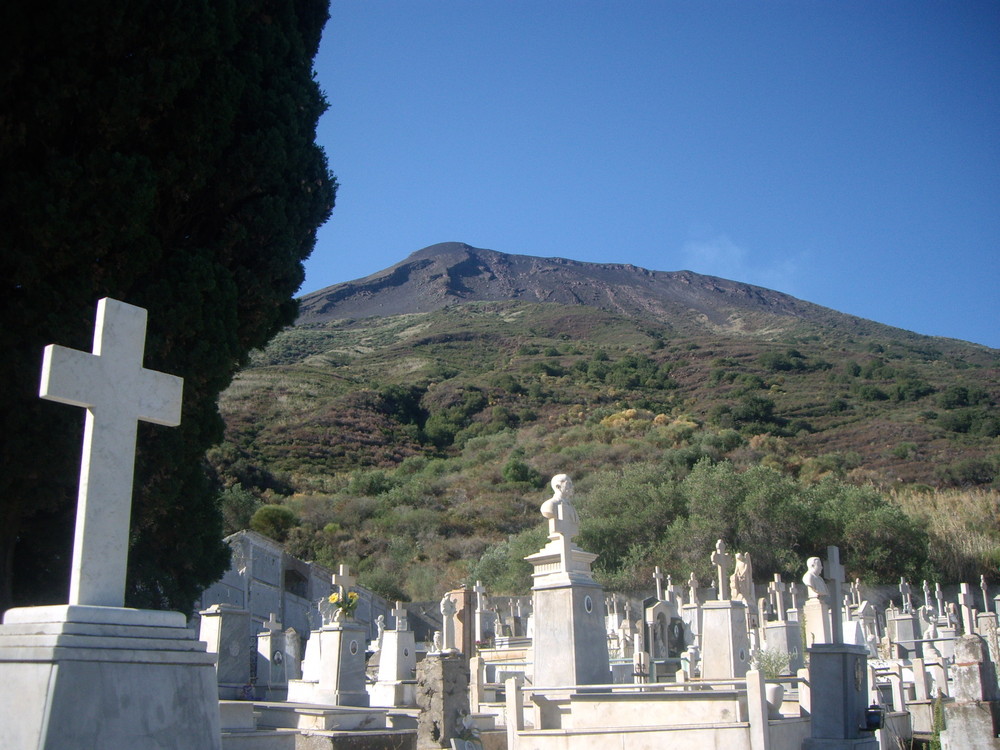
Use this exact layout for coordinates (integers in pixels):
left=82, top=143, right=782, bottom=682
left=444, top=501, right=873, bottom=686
left=700, top=600, right=750, bottom=680
left=0, top=605, right=221, bottom=750
left=532, top=581, right=610, bottom=687
left=807, top=644, right=873, bottom=746
left=287, top=622, right=370, bottom=707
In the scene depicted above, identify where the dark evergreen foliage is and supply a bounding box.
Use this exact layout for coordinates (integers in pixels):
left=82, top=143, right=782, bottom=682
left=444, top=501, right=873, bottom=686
left=0, top=0, right=335, bottom=611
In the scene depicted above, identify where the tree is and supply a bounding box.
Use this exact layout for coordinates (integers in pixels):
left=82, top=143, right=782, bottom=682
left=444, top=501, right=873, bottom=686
left=0, top=0, right=335, bottom=611
left=250, top=505, right=299, bottom=543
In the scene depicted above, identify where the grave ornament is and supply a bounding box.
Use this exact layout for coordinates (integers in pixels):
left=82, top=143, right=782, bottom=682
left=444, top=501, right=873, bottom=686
left=39, top=297, right=183, bottom=608
left=710, top=539, right=733, bottom=600
left=802, top=556, right=829, bottom=599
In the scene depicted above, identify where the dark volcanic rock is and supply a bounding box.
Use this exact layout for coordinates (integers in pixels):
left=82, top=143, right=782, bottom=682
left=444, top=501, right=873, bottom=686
left=297, top=242, right=848, bottom=334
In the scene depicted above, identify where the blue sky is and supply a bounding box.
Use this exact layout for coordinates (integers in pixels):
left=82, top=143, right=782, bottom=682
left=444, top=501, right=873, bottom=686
left=305, top=1, right=999, bottom=349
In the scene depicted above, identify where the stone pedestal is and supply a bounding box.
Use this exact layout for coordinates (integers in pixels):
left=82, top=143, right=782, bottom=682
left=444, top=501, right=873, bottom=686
left=287, top=620, right=369, bottom=706
left=370, top=627, right=418, bottom=707
left=941, top=635, right=1000, bottom=749
left=681, top=602, right=702, bottom=650
left=0, top=604, right=221, bottom=750
left=525, top=523, right=610, bottom=687
left=888, top=612, right=920, bottom=658
left=199, top=603, right=253, bottom=699
left=256, top=623, right=301, bottom=701
left=804, top=597, right=831, bottom=647
left=700, top=600, right=751, bottom=679
left=531, top=580, right=610, bottom=686
left=416, top=652, right=469, bottom=749
left=803, top=644, right=877, bottom=750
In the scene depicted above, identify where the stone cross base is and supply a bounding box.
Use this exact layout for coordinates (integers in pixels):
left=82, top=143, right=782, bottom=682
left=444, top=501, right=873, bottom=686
left=700, top=600, right=751, bottom=680
left=532, top=581, right=610, bottom=687
left=0, top=605, right=221, bottom=750
left=287, top=622, right=370, bottom=707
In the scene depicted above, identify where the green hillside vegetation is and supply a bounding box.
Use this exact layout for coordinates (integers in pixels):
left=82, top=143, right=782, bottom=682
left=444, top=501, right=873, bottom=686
left=212, top=301, right=1000, bottom=601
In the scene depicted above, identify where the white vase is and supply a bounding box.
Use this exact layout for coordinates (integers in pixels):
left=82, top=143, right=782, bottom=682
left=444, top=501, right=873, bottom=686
left=764, top=682, right=785, bottom=719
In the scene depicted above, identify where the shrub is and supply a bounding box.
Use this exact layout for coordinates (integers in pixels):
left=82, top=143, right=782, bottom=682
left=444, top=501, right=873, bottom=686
left=250, top=504, right=298, bottom=542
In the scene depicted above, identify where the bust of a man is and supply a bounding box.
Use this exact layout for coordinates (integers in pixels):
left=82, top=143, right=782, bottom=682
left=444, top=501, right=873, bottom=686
left=540, top=473, right=579, bottom=539
left=802, top=556, right=829, bottom=599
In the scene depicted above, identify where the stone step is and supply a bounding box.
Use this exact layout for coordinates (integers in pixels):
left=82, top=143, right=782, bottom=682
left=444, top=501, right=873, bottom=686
left=254, top=701, right=388, bottom=731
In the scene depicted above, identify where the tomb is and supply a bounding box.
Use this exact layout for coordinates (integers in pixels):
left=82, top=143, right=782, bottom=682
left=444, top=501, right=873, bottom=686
left=525, top=474, right=610, bottom=687
left=0, top=299, right=220, bottom=749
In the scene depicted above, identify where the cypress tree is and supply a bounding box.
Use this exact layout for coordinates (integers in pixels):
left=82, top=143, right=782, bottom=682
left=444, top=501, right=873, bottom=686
left=0, top=0, right=336, bottom=611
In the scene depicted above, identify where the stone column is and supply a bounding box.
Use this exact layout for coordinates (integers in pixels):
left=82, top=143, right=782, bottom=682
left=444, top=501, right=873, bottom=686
left=525, top=474, right=610, bottom=687
left=416, top=653, right=469, bottom=749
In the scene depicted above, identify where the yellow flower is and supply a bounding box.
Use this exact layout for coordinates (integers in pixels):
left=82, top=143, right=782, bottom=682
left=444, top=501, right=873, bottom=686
left=348, top=591, right=359, bottom=602
left=329, top=592, right=340, bottom=604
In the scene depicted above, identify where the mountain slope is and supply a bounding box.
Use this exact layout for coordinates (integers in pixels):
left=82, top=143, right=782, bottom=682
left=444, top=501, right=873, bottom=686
left=213, top=243, right=1000, bottom=600
left=297, top=242, right=896, bottom=339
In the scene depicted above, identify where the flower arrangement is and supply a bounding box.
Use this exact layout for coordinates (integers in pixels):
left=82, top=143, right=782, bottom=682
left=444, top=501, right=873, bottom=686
left=329, top=590, right=360, bottom=618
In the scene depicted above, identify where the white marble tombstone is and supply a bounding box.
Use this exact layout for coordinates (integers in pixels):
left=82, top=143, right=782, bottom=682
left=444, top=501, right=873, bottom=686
left=200, top=603, right=254, bottom=698
left=370, top=601, right=418, bottom=707
left=288, top=566, right=369, bottom=707
left=525, top=474, right=610, bottom=687
left=256, top=613, right=295, bottom=700
left=701, top=540, right=750, bottom=679
left=0, top=299, right=220, bottom=750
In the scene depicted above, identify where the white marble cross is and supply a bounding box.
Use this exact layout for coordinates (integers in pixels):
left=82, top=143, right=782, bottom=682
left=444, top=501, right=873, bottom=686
left=264, top=612, right=282, bottom=634
left=899, top=578, right=913, bottom=613
left=665, top=575, right=680, bottom=605
left=392, top=600, right=409, bottom=631
left=687, top=572, right=699, bottom=606
left=473, top=579, right=487, bottom=638
left=981, top=575, right=990, bottom=612
left=935, top=582, right=945, bottom=618
left=39, top=298, right=183, bottom=608
left=825, top=546, right=846, bottom=644
left=768, top=574, right=787, bottom=622
left=653, top=566, right=664, bottom=601
left=331, top=564, right=357, bottom=597
left=922, top=580, right=933, bottom=611
left=958, top=583, right=975, bottom=634
left=711, top=539, right=733, bottom=600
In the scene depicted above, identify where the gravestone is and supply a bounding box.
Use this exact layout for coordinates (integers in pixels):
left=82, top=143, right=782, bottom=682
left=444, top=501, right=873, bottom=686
left=959, top=582, right=977, bottom=635
left=472, top=581, right=488, bottom=644
left=939, top=635, right=1000, bottom=750
left=440, top=595, right=459, bottom=653
left=287, top=565, right=369, bottom=706
left=700, top=540, right=751, bottom=679
left=0, top=298, right=220, bottom=750
left=768, top=574, right=787, bottom=623
left=199, top=603, right=254, bottom=699
left=803, top=546, right=877, bottom=750
left=764, top=574, right=803, bottom=673
left=710, top=539, right=733, bottom=600
left=525, top=474, right=610, bottom=687
left=256, top=613, right=298, bottom=701
left=371, top=601, right=418, bottom=707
